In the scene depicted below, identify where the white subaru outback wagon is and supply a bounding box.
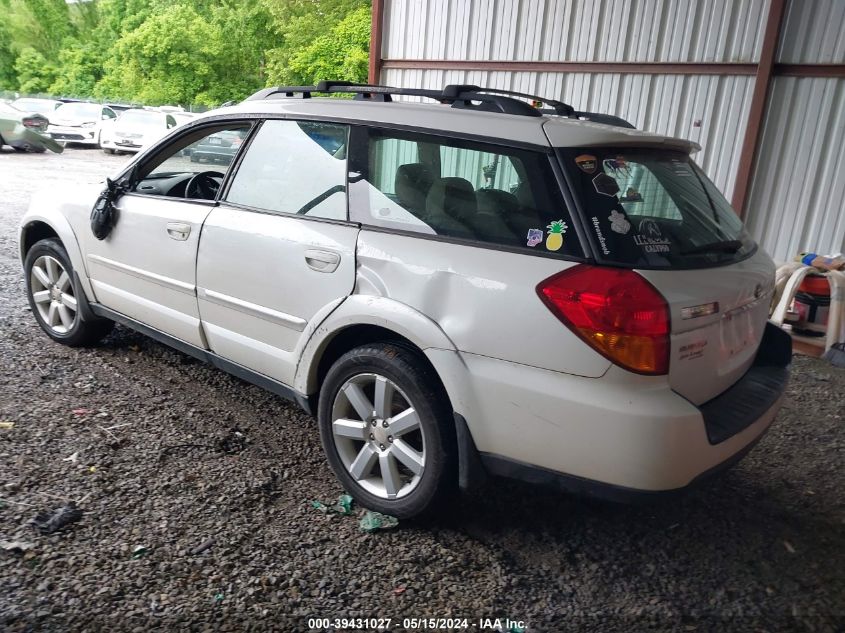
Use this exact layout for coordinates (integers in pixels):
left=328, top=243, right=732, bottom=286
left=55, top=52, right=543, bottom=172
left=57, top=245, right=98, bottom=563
left=20, top=82, right=791, bottom=518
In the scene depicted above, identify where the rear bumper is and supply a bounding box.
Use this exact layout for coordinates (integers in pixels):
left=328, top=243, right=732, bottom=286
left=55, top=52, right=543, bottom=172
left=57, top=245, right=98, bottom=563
left=429, top=324, right=790, bottom=497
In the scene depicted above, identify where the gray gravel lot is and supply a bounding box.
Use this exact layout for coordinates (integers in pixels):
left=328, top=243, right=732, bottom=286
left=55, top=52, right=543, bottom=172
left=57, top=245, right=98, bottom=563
left=1, top=147, right=843, bottom=632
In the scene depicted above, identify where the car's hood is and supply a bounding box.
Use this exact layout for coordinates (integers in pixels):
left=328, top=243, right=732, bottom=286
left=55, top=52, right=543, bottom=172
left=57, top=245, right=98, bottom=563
left=50, top=116, right=96, bottom=127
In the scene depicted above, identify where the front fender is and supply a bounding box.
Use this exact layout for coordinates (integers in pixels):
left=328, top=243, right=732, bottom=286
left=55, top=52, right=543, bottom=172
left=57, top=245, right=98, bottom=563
left=293, top=294, right=458, bottom=395
left=19, top=198, right=95, bottom=301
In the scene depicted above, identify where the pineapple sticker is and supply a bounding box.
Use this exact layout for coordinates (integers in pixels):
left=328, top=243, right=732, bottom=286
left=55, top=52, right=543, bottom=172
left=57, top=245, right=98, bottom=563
left=545, top=219, right=568, bottom=251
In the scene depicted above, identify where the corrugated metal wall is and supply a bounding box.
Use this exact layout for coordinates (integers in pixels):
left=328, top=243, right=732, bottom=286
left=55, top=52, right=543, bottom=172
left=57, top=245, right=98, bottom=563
left=383, top=0, right=768, bottom=62
left=744, top=1, right=845, bottom=260
left=380, top=0, right=845, bottom=261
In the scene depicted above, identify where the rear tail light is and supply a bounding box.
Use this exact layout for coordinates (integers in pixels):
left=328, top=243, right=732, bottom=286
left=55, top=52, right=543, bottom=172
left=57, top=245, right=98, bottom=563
left=22, top=117, right=45, bottom=131
left=537, top=265, right=670, bottom=375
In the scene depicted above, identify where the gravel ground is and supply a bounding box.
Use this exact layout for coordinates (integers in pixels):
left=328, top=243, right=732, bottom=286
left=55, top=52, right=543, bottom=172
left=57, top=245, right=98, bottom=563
left=0, top=147, right=843, bottom=632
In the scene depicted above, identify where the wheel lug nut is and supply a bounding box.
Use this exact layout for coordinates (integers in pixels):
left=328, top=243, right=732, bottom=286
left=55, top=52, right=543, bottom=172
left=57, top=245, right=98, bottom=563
left=388, top=436, right=393, bottom=442
left=382, top=421, right=388, bottom=428
left=379, top=443, right=385, bottom=450
left=371, top=420, right=376, bottom=426
left=369, top=433, right=374, bottom=440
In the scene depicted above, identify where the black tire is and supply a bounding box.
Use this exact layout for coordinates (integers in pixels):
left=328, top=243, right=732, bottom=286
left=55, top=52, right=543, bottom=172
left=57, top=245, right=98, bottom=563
left=24, top=238, right=114, bottom=346
left=103, top=148, right=115, bottom=155
left=318, top=342, right=456, bottom=519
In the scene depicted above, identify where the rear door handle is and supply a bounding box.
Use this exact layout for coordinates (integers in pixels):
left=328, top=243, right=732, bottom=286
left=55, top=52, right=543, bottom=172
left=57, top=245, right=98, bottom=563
left=304, top=249, right=341, bottom=273
left=166, top=222, right=191, bottom=241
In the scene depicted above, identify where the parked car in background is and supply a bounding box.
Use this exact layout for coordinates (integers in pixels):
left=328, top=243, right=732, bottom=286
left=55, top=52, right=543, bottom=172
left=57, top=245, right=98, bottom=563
left=0, top=102, right=63, bottom=153
left=101, top=108, right=180, bottom=154
left=104, top=103, right=135, bottom=113
left=11, top=98, right=63, bottom=119
left=190, top=129, right=245, bottom=164
left=48, top=102, right=117, bottom=147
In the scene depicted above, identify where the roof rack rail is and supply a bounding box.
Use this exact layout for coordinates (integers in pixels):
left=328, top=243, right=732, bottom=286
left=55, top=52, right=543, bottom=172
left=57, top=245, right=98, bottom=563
left=244, top=81, right=577, bottom=118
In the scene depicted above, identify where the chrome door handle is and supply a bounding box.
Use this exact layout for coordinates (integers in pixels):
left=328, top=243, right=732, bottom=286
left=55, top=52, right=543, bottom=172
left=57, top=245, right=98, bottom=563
left=166, top=222, right=191, bottom=241
left=304, top=249, right=341, bottom=273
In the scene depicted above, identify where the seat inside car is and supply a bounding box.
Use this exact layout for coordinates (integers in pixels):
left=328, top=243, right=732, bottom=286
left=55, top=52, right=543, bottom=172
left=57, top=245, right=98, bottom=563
left=425, top=177, right=477, bottom=239
left=394, top=163, right=434, bottom=215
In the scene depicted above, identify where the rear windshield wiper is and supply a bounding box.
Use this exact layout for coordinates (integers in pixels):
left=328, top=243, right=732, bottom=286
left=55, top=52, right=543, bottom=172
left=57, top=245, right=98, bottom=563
left=681, top=240, right=743, bottom=256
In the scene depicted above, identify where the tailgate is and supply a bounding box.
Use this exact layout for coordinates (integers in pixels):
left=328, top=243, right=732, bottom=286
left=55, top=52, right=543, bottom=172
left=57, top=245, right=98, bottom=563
left=638, top=247, right=776, bottom=405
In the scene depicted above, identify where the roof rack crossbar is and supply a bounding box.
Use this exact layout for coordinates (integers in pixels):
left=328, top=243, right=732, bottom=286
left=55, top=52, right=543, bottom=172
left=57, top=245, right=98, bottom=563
left=243, top=82, right=576, bottom=118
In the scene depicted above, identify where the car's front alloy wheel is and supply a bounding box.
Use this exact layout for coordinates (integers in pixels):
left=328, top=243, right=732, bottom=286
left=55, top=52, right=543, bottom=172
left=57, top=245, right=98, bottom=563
left=29, top=254, right=77, bottom=334
left=24, top=238, right=114, bottom=346
left=318, top=343, right=456, bottom=518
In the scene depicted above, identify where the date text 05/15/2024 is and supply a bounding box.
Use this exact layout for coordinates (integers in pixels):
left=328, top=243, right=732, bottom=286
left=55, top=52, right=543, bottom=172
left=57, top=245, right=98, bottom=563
left=306, top=617, right=527, bottom=631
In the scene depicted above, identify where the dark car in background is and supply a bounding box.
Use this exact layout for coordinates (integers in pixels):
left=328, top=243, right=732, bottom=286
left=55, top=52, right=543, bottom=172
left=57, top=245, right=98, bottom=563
left=189, top=129, right=245, bottom=164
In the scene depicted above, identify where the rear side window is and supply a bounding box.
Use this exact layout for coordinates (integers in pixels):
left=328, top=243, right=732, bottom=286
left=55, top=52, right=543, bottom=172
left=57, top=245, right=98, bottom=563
left=349, top=129, right=583, bottom=258
left=561, top=148, right=756, bottom=268
left=226, top=120, right=348, bottom=220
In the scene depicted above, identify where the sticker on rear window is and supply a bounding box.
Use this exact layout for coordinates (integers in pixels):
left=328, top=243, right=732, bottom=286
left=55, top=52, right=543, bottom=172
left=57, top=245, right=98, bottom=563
left=633, top=219, right=671, bottom=253
left=593, top=173, right=620, bottom=197
left=591, top=216, right=610, bottom=255
left=526, top=228, right=543, bottom=247
left=608, top=210, right=631, bottom=235
left=604, top=156, right=631, bottom=177
left=545, top=220, right=567, bottom=251
left=575, top=154, right=597, bottom=173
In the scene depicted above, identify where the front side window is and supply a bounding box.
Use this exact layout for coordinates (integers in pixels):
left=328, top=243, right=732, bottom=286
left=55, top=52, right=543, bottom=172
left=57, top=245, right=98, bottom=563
left=131, top=123, right=252, bottom=200
left=350, top=129, right=583, bottom=257
left=225, top=120, right=348, bottom=220
left=561, top=148, right=756, bottom=268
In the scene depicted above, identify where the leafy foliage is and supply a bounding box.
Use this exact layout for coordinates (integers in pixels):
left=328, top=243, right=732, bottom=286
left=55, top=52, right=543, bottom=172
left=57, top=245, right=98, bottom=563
left=0, top=0, right=371, bottom=106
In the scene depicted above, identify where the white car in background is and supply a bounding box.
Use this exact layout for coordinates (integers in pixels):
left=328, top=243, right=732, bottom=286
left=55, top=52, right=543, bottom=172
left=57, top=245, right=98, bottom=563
left=48, top=102, right=117, bottom=148
left=101, top=108, right=182, bottom=154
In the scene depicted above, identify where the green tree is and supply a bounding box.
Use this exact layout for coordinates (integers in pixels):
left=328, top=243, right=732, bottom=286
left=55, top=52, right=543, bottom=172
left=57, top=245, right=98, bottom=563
left=264, top=0, right=370, bottom=86
left=48, top=41, right=103, bottom=98
left=14, top=47, right=57, bottom=94
left=0, top=2, right=18, bottom=90
left=97, top=4, right=226, bottom=105
left=285, top=6, right=370, bottom=85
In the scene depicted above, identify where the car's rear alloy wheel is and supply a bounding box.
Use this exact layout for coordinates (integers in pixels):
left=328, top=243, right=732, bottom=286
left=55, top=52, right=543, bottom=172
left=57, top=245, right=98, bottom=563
left=318, top=343, right=456, bottom=518
left=25, top=238, right=114, bottom=346
left=30, top=254, right=77, bottom=334
left=331, top=373, right=426, bottom=500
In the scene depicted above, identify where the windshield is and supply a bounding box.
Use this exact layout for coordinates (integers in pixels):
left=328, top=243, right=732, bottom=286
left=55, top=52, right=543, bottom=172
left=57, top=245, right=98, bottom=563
left=13, top=99, right=55, bottom=114
left=560, top=147, right=756, bottom=269
left=55, top=102, right=101, bottom=120
left=117, top=110, right=162, bottom=129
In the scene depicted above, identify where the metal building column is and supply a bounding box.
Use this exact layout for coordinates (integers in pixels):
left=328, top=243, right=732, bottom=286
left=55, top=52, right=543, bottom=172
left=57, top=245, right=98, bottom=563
left=731, top=0, right=787, bottom=217
left=368, top=0, right=385, bottom=84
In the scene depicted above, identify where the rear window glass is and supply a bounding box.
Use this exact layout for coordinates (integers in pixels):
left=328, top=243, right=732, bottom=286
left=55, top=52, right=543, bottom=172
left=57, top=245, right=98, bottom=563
left=560, top=148, right=756, bottom=269
left=349, top=129, right=584, bottom=258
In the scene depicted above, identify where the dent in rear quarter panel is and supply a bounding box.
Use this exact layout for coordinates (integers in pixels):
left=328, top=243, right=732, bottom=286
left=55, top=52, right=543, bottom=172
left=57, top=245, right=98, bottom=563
left=355, top=230, right=612, bottom=377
